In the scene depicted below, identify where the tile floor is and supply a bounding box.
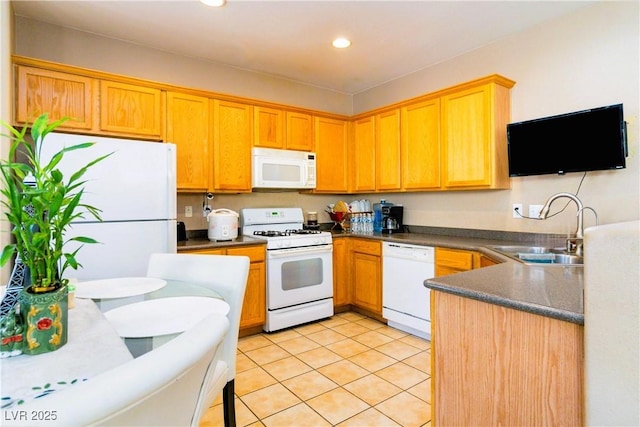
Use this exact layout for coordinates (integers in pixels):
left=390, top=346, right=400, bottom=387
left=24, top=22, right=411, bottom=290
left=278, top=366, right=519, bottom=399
left=200, top=311, right=432, bottom=427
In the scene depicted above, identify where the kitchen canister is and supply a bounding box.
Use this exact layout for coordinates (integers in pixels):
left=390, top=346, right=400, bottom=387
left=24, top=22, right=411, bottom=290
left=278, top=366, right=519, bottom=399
left=207, top=209, right=239, bottom=241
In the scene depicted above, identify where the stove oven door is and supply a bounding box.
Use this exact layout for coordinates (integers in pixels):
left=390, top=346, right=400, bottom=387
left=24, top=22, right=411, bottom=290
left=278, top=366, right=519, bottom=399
left=266, top=244, right=333, bottom=310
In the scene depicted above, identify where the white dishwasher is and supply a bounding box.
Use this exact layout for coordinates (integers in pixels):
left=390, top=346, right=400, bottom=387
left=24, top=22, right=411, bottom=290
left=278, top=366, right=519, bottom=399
left=382, top=242, right=435, bottom=340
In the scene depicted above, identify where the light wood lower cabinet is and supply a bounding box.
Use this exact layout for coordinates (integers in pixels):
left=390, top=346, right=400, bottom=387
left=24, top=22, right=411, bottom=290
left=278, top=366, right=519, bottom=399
left=332, top=237, right=350, bottom=309
left=435, top=247, right=479, bottom=276
left=431, top=291, right=584, bottom=426
left=350, top=238, right=382, bottom=316
left=184, top=245, right=266, bottom=330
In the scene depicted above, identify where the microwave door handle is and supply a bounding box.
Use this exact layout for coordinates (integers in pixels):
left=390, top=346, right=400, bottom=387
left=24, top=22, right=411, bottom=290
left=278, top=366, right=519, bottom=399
left=302, top=162, right=309, bottom=187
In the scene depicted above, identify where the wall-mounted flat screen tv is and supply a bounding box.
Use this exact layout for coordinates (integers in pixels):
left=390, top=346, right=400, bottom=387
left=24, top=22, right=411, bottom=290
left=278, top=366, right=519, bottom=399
left=506, top=103, right=627, bottom=177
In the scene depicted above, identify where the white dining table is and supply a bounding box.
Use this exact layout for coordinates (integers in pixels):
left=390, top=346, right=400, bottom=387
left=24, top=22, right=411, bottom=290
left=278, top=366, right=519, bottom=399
left=1, top=279, right=226, bottom=411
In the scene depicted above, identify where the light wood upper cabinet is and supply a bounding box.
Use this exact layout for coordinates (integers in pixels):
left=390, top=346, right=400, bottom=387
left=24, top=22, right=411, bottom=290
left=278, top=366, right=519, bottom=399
left=441, top=81, right=511, bottom=189
left=253, top=106, right=284, bottom=149
left=285, top=111, right=314, bottom=151
left=15, top=65, right=98, bottom=131
left=351, top=116, right=376, bottom=193
left=401, top=99, right=441, bottom=190
left=375, top=109, right=402, bottom=191
left=212, top=99, right=253, bottom=192
left=166, top=91, right=211, bottom=192
left=99, top=80, right=164, bottom=139
left=314, top=116, right=349, bottom=193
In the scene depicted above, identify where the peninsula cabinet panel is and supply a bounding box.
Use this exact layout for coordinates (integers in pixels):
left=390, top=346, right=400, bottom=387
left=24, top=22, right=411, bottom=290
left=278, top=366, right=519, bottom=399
left=15, top=65, right=98, bottom=131
left=285, top=111, right=314, bottom=151
left=431, top=291, right=583, bottom=426
left=166, top=91, right=211, bottom=192
left=375, top=109, right=401, bottom=191
left=401, top=99, right=441, bottom=190
left=99, top=80, right=164, bottom=139
left=212, top=99, right=253, bottom=192
left=253, top=106, right=284, bottom=149
left=314, top=116, right=349, bottom=193
left=441, top=82, right=511, bottom=189
left=351, top=116, right=376, bottom=192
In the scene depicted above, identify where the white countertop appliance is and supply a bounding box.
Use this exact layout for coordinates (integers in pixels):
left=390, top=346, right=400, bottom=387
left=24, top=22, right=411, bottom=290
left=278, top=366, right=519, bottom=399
left=207, top=209, right=239, bottom=241
left=241, top=208, right=333, bottom=332
left=382, top=242, right=435, bottom=339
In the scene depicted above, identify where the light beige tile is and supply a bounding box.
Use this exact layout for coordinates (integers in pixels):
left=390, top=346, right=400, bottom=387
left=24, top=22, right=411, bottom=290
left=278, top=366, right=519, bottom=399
left=262, top=402, right=331, bottom=427
left=353, top=330, right=396, bottom=348
left=407, top=378, right=431, bottom=404
left=376, top=326, right=410, bottom=340
left=326, top=338, right=370, bottom=358
left=399, top=334, right=431, bottom=351
left=307, top=388, right=370, bottom=425
left=293, top=322, right=328, bottom=335
left=331, top=322, right=373, bottom=337
left=199, top=396, right=258, bottom=427
left=319, top=316, right=349, bottom=328
left=282, top=370, right=339, bottom=401
left=376, top=340, right=424, bottom=361
left=343, top=374, right=402, bottom=405
left=235, top=366, right=278, bottom=396
left=245, top=344, right=291, bottom=365
left=317, top=359, right=369, bottom=385
left=376, top=362, right=430, bottom=390
left=262, top=356, right=313, bottom=381
left=355, top=317, right=387, bottom=330
left=238, top=334, right=274, bottom=353
left=264, top=328, right=302, bottom=343
left=241, top=383, right=302, bottom=420
left=349, top=349, right=397, bottom=372
left=276, top=336, right=321, bottom=355
left=296, top=346, right=343, bottom=369
left=375, top=391, right=432, bottom=427
left=236, top=352, right=258, bottom=373
left=337, top=407, right=401, bottom=427
left=402, top=351, right=431, bottom=374
left=306, top=328, right=348, bottom=346
left=336, top=311, right=367, bottom=321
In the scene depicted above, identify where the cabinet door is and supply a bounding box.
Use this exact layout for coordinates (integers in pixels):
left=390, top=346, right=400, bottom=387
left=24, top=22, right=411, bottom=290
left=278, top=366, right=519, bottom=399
left=285, top=111, right=313, bottom=151
left=212, top=99, right=253, bottom=192
left=351, top=239, right=382, bottom=314
left=253, top=106, right=284, bottom=149
left=100, top=80, right=164, bottom=139
left=401, top=99, right=441, bottom=190
left=167, top=91, right=211, bottom=192
left=352, top=116, right=376, bottom=192
left=314, top=116, right=348, bottom=192
left=375, top=109, right=401, bottom=190
left=441, top=85, right=492, bottom=188
left=15, top=65, right=98, bottom=131
left=227, top=246, right=266, bottom=329
left=435, top=247, right=475, bottom=277
left=332, top=238, right=350, bottom=307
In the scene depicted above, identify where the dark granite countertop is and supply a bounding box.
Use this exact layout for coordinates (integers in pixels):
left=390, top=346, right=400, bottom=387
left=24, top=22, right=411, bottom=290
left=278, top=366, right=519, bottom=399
left=178, top=226, right=583, bottom=325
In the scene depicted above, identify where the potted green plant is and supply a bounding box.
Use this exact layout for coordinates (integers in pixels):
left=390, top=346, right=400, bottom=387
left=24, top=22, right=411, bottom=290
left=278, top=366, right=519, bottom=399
left=0, top=114, right=109, bottom=355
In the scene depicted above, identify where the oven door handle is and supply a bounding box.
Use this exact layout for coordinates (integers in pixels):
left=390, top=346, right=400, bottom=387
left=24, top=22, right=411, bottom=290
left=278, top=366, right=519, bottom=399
left=267, top=244, right=333, bottom=258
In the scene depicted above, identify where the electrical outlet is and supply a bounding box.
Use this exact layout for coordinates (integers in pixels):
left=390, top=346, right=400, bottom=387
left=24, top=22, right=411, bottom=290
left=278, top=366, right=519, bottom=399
left=512, top=203, right=523, bottom=219
left=529, top=204, right=543, bottom=218
left=203, top=204, right=212, bottom=217
left=185, top=206, right=193, bottom=218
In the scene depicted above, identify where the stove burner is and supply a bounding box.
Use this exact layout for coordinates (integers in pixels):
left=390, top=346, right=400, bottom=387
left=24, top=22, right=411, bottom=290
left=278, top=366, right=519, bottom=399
left=286, top=229, right=321, bottom=235
left=253, top=229, right=323, bottom=237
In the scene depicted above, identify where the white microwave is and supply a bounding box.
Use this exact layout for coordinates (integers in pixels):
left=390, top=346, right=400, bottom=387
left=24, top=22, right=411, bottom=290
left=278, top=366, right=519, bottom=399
left=252, top=147, right=316, bottom=189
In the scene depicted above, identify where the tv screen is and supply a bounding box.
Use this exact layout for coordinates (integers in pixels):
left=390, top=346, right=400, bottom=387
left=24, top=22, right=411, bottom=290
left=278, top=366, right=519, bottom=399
left=507, top=104, right=627, bottom=177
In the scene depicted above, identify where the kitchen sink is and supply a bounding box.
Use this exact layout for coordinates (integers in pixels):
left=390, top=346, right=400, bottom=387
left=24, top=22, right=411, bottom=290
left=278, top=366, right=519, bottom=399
left=488, top=245, right=583, bottom=266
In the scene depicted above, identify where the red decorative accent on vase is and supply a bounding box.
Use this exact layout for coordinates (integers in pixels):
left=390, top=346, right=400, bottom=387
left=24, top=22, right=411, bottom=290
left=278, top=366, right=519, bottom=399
left=36, top=318, right=53, bottom=330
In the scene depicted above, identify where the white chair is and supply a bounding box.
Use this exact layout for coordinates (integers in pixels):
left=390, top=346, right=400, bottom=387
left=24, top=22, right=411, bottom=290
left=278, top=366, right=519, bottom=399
left=146, top=253, right=250, bottom=427
left=13, top=313, right=229, bottom=426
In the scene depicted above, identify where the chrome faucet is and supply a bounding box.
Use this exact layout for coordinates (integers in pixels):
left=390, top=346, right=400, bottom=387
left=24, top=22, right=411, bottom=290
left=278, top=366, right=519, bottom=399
left=538, top=192, right=586, bottom=255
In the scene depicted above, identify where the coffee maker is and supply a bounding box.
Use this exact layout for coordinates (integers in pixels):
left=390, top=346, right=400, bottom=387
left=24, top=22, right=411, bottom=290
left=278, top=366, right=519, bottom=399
left=381, top=205, right=404, bottom=234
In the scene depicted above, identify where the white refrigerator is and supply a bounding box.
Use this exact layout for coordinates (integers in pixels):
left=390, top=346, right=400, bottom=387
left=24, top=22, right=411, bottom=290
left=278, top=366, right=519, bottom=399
left=40, top=133, right=177, bottom=281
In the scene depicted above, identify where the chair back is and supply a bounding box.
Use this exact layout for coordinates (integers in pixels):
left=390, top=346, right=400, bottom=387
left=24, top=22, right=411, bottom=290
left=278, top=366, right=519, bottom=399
left=146, top=253, right=250, bottom=382
left=15, top=314, right=229, bottom=426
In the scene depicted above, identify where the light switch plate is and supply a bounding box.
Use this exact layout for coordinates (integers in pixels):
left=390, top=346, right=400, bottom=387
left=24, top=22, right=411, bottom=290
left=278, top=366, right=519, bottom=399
left=529, top=205, right=543, bottom=218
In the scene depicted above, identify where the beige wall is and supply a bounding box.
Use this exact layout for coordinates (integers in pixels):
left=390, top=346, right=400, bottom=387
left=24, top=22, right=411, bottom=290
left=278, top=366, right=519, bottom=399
left=12, top=1, right=640, bottom=235
left=1, top=1, right=14, bottom=283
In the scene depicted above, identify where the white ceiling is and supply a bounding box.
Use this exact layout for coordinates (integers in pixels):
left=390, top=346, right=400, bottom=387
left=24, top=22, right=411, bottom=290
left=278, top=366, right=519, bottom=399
left=12, top=0, right=595, bottom=95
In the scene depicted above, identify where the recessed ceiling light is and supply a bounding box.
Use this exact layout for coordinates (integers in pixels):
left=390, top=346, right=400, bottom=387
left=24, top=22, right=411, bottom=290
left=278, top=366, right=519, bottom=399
left=332, top=37, right=351, bottom=49
left=200, top=0, right=226, bottom=7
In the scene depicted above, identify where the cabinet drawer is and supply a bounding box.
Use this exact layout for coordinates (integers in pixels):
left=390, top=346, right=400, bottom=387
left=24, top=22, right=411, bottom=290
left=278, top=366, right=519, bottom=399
left=436, top=248, right=474, bottom=270
left=351, top=239, right=381, bottom=256
left=227, top=245, right=265, bottom=262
